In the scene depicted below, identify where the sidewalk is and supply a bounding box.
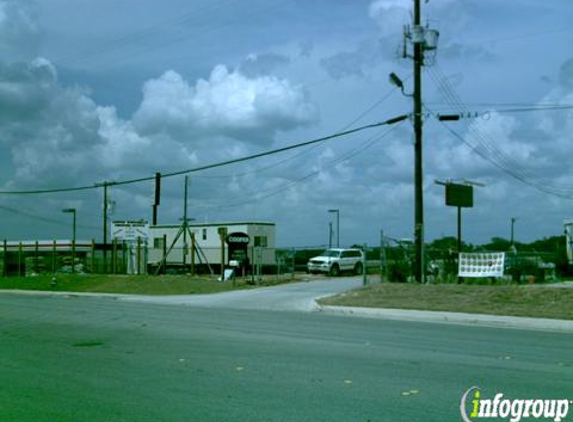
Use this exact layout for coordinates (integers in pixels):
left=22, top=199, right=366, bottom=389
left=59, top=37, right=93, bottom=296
left=317, top=304, right=573, bottom=333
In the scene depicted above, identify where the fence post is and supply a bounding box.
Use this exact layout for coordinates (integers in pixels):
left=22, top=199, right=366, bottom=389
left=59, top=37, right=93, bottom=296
left=72, top=238, right=76, bottom=274
left=18, top=242, right=23, bottom=277
left=35, top=240, right=39, bottom=274
left=363, top=243, right=368, bottom=286
left=161, top=234, right=167, bottom=275
left=291, top=247, right=295, bottom=280
left=190, top=233, right=196, bottom=276
left=122, top=240, right=127, bottom=274
left=2, top=239, right=6, bottom=277
left=112, top=238, right=117, bottom=274
left=380, top=230, right=387, bottom=283
left=136, top=237, right=142, bottom=275
left=91, top=239, right=96, bottom=274
left=52, top=240, right=57, bottom=274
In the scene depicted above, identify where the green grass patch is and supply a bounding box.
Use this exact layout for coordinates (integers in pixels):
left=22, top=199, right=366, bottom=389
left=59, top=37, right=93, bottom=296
left=319, top=282, right=573, bottom=320
left=0, top=274, right=297, bottom=295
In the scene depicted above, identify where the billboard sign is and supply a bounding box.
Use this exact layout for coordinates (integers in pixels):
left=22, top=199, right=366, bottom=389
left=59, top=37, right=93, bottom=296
left=446, top=183, right=473, bottom=208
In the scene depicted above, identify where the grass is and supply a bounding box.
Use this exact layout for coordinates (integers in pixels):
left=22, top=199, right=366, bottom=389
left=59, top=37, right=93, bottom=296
left=0, top=273, right=298, bottom=295
left=319, top=282, right=573, bottom=320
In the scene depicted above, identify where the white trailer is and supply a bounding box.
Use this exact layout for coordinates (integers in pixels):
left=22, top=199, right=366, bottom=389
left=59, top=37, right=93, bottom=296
left=148, top=221, right=276, bottom=271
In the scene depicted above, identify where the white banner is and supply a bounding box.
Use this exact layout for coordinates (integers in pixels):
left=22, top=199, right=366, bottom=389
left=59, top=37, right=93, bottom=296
left=458, top=252, right=505, bottom=278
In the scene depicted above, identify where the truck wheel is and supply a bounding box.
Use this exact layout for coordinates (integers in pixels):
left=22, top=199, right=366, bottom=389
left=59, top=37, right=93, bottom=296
left=329, top=265, right=340, bottom=277
left=354, top=262, right=363, bottom=275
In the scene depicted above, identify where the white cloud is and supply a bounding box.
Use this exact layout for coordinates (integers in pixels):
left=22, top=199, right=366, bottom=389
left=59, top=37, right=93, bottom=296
left=133, top=65, right=318, bottom=144
left=0, top=0, right=38, bottom=62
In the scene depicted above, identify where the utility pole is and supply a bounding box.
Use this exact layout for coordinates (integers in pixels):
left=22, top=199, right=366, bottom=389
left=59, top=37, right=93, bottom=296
left=95, top=181, right=116, bottom=273
left=102, top=182, right=109, bottom=272
left=182, top=176, right=189, bottom=270
left=510, top=217, right=517, bottom=246
left=412, top=0, right=424, bottom=283
left=328, top=209, right=340, bottom=248
left=390, top=1, right=438, bottom=282
left=153, top=172, right=161, bottom=226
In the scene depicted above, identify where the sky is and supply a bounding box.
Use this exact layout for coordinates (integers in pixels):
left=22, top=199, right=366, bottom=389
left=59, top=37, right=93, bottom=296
left=0, top=0, right=572, bottom=247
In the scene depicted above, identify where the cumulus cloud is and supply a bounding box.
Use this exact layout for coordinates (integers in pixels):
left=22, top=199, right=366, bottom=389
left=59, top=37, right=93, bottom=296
left=0, top=0, right=318, bottom=194
left=133, top=65, right=318, bottom=144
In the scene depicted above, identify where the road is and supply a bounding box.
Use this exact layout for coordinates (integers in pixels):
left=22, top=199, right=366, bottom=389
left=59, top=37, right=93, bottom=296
left=0, top=279, right=571, bottom=421
left=121, top=276, right=363, bottom=311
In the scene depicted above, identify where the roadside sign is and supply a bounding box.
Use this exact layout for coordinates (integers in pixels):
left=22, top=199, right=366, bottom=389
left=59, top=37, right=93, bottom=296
left=446, top=183, right=473, bottom=208
left=112, top=221, right=149, bottom=241
left=458, top=252, right=505, bottom=278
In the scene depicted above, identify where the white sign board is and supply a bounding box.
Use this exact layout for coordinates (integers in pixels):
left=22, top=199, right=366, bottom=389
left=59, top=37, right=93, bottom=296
left=458, top=252, right=505, bottom=278
left=112, top=221, right=149, bottom=242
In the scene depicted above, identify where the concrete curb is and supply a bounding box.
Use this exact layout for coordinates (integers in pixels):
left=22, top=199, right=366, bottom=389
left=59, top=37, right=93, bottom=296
left=0, top=289, right=134, bottom=300
left=317, top=305, right=573, bottom=333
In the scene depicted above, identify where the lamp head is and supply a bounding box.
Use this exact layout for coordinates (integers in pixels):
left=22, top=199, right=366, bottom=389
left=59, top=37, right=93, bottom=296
left=389, top=72, right=404, bottom=89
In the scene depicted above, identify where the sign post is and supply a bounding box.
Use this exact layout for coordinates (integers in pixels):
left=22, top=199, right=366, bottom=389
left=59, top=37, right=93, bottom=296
left=111, top=221, right=149, bottom=274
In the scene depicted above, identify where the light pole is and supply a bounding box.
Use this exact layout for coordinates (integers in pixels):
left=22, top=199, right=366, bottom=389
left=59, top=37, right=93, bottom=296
left=510, top=217, right=517, bottom=246
left=328, top=209, right=340, bottom=248
left=62, top=208, right=76, bottom=273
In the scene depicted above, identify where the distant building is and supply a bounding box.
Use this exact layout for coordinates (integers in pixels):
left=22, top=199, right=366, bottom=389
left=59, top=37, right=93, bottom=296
left=147, top=221, right=276, bottom=273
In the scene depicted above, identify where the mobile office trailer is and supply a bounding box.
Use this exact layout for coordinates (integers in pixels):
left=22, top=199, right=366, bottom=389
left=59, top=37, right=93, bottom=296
left=148, top=221, right=276, bottom=273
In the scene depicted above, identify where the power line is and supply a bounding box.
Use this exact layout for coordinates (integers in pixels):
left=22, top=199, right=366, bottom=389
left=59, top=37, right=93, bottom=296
left=0, top=203, right=99, bottom=230
left=437, top=121, right=573, bottom=200
left=0, top=114, right=409, bottom=196
left=192, top=82, right=405, bottom=180
left=194, top=122, right=405, bottom=209
left=426, top=65, right=573, bottom=198
left=53, top=0, right=250, bottom=67
left=428, top=102, right=573, bottom=114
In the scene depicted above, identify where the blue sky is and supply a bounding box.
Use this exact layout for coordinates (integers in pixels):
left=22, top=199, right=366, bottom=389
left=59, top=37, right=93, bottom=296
left=0, top=0, right=572, bottom=247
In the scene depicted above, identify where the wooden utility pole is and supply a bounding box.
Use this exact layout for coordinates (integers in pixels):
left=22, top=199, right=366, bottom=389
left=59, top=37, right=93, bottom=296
left=413, top=0, right=424, bottom=283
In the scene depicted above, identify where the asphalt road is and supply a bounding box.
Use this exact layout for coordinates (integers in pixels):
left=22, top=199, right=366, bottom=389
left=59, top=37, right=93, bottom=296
left=0, top=282, right=571, bottom=422
left=121, top=276, right=363, bottom=311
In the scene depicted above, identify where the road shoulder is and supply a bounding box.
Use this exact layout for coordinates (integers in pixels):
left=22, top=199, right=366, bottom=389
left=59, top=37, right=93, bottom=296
left=317, top=304, right=573, bottom=333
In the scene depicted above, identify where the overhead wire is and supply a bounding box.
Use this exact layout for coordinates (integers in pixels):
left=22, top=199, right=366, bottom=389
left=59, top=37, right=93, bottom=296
left=0, top=203, right=100, bottom=230
left=77, top=1, right=292, bottom=71
left=0, top=114, right=408, bottom=195
left=53, top=0, right=247, bottom=67
left=427, top=65, right=573, bottom=198
left=195, top=121, right=406, bottom=209
left=192, top=81, right=405, bottom=180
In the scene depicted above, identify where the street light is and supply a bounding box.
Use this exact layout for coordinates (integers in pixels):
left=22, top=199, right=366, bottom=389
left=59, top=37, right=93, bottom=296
left=328, top=209, right=340, bottom=248
left=510, top=217, right=518, bottom=248
left=62, top=208, right=76, bottom=243
left=62, top=208, right=76, bottom=273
